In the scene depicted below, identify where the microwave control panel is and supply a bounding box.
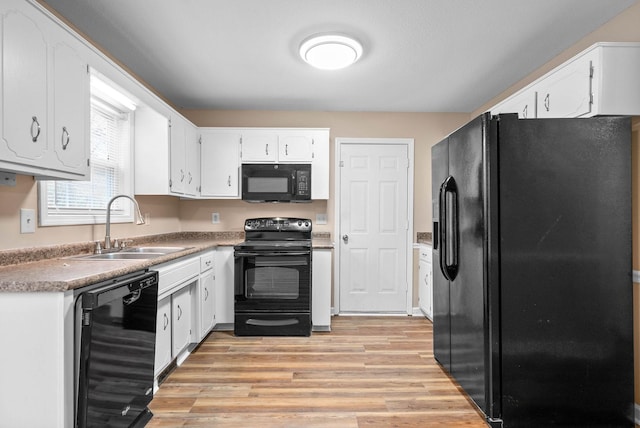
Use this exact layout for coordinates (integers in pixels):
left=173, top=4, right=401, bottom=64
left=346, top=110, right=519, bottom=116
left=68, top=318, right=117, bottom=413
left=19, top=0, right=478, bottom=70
left=296, top=170, right=310, bottom=196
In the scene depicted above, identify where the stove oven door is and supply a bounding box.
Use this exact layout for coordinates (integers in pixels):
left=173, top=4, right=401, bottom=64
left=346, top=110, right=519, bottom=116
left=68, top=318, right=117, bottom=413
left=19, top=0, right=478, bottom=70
left=234, top=249, right=311, bottom=336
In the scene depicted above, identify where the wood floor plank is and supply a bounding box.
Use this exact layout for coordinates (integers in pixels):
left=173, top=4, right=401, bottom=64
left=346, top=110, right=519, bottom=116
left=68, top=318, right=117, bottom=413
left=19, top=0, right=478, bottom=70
left=147, top=316, right=487, bottom=428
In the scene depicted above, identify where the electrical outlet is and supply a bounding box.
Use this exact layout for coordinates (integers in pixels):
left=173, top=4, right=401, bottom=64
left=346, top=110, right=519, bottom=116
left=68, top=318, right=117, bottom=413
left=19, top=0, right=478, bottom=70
left=316, top=213, right=328, bottom=225
left=212, top=213, right=220, bottom=224
left=20, top=208, right=36, bottom=234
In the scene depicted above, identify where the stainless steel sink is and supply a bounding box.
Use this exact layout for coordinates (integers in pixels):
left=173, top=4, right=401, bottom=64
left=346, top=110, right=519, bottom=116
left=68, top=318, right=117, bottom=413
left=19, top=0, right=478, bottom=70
left=126, top=246, right=189, bottom=254
left=70, top=246, right=191, bottom=260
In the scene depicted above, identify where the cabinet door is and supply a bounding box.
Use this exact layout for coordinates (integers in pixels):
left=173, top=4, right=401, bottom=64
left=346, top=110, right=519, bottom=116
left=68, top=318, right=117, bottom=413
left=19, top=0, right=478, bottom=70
left=154, top=296, right=172, bottom=375
left=51, top=34, right=89, bottom=176
left=171, top=284, right=192, bottom=357
left=312, top=249, right=332, bottom=329
left=1, top=4, right=49, bottom=166
left=200, top=271, right=216, bottom=338
left=491, top=90, right=537, bottom=119
left=169, top=116, right=186, bottom=194
left=418, top=258, right=433, bottom=320
left=241, top=132, right=277, bottom=162
left=536, top=51, right=594, bottom=118
left=200, top=131, right=240, bottom=197
left=184, top=123, right=200, bottom=196
left=215, top=247, right=235, bottom=325
left=278, top=133, right=313, bottom=162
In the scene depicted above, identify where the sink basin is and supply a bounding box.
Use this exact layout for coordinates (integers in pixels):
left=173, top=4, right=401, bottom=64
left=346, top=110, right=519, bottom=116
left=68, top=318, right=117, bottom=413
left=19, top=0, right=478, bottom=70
left=73, top=252, right=166, bottom=260
left=126, top=246, right=189, bottom=254
left=70, top=246, right=191, bottom=260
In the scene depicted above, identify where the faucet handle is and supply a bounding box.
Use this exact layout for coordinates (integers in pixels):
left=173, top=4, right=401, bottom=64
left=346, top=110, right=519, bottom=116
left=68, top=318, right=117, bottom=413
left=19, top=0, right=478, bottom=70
left=120, top=239, right=133, bottom=249
left=112, top=238, right=120, bottom=249
left=94, top=241, right=103, bottom=254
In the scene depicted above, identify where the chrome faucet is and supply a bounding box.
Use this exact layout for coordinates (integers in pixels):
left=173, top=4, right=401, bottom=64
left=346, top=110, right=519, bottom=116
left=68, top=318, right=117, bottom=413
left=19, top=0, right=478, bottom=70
left=104, top=194, right=145, bottom=250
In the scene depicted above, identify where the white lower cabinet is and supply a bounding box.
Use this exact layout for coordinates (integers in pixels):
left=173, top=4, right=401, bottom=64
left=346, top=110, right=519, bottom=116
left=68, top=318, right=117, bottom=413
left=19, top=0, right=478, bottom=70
left=153, top=255, right=199, bottom=381
left=195, top=250, right=216, bottom=341
left=215, top=246, right=235, bottom=326
left=312, top=249, right=332, bottom=331
left=418, top=244, right=433, bottom=321
left=171, top=285, right=193, bottom=356
left=154, top=296, right=172, bottom=376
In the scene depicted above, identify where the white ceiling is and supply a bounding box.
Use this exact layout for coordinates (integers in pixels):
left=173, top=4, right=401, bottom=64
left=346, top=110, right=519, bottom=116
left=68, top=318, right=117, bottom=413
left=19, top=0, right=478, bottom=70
left=42, top=0, right=639, bottom=113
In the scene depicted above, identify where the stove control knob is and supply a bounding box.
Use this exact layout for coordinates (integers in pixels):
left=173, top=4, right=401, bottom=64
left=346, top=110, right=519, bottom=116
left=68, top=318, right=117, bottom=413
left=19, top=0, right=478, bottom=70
left=304, top=221, right=310, bottom=227
left=297, top=220, right=302, bottom=226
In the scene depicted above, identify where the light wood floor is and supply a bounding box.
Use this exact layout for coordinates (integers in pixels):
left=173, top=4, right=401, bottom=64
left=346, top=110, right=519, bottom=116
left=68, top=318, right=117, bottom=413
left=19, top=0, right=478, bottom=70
left=147, top=316, right=487, bottom=428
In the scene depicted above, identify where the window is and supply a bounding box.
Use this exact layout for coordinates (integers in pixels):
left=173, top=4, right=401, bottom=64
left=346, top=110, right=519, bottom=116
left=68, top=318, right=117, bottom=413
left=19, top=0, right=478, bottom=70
left=38, top=75, right=136, bottom=226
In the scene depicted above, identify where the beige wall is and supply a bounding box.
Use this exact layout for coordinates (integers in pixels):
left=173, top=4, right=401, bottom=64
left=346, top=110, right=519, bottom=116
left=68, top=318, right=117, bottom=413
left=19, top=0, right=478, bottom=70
left=180, top=110, right=468, bottom=236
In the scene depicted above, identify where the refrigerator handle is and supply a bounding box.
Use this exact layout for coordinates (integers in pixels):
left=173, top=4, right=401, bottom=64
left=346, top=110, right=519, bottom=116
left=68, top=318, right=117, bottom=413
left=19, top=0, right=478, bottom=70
left=440, top=176, right=459, bottom=281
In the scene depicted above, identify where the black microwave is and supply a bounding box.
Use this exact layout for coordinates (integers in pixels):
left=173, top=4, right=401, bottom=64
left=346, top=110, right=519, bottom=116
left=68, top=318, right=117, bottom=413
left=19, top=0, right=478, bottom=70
left=241, top=163, right=311, bottom=202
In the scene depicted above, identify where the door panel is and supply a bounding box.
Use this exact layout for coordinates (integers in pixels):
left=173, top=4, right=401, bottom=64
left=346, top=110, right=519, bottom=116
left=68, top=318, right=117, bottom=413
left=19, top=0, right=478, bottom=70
left=339, top=143, right=409, bottom=312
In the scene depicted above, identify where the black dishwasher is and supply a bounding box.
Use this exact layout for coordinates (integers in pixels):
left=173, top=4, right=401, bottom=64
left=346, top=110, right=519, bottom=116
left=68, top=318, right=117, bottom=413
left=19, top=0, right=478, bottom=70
left=75, top=269, right=159, bottom=428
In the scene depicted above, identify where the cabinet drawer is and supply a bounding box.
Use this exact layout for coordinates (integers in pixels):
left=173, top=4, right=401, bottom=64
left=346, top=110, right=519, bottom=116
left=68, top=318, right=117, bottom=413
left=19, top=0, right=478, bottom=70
left=200, top=251, right=215, bottom=272
left=155, top=256, right=199, bottom=296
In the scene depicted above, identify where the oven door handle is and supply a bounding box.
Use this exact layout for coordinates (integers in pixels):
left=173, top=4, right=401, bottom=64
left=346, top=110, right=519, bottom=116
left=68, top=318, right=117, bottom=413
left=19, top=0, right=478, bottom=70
left=235, top=251, right=310, bottom=257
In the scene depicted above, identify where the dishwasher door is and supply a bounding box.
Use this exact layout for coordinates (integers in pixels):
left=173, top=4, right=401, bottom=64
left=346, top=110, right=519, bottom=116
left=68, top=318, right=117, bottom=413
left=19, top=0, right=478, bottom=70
left=76, top=270, right=158, bottom=428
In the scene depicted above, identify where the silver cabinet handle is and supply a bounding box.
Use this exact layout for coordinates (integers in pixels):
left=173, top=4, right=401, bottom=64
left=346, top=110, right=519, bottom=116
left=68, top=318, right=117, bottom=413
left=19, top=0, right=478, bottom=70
left=163, top=313, right=169, bottom=330
left=265, top=143, right=269, bottom=155
left=180, top=169, right=185, bottom=182
left=188, top=172, right=192, bottom=184
left=544, top=93, right=550, bottom=112
left=285, top=144, right=289, bottom=156
left=61, top=126, right=70, bottom=150
left=177, top=305, right=182, bottom=320
left=522, top=105, right=528, bottom=119
left=342, top=234, right=349, bottom=244
left=227, top=175, right=231, bottom=186
left=31, top=116, right=41, bottom=142
left=204, top=288, right=209, bottom=301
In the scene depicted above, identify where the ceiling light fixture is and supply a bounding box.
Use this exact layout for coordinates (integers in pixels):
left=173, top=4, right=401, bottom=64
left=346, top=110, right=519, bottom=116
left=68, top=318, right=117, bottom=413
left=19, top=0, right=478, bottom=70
left=299, top=34, right=363, bottom=70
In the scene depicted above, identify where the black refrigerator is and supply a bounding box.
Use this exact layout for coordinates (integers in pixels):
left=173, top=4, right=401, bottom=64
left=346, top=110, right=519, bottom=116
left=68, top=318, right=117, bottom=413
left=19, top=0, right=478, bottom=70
left=431, top=113, right=633, bottom=427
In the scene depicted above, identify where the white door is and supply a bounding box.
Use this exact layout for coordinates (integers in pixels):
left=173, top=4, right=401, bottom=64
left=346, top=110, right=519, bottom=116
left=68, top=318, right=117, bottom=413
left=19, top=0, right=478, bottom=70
left=338, top=141, right=412, bottom=313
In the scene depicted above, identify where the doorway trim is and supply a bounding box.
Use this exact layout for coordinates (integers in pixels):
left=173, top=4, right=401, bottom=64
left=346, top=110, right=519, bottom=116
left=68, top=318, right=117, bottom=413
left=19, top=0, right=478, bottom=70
left=333, top=137, right=415, bottom=314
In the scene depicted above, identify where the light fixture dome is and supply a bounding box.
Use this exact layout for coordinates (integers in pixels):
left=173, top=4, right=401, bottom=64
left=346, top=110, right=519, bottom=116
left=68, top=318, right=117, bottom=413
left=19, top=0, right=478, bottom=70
left=299, top=34, right=363, bottom=70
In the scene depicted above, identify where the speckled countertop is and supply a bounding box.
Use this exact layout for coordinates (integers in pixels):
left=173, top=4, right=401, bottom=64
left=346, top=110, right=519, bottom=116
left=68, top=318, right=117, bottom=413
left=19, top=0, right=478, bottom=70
left=416, top=232, right=433, bottom=245
left=0, top=231, right=333, bottom=293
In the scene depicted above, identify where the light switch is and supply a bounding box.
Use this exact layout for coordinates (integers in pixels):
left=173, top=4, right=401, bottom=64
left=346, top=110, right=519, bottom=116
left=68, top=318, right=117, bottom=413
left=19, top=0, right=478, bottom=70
left=20, top=209, right=36, bottom=234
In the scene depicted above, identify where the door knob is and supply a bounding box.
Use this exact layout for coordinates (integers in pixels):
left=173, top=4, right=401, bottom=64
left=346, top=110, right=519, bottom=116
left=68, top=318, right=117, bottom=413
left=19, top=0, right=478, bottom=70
left=342, top=234, right=349, bottom=244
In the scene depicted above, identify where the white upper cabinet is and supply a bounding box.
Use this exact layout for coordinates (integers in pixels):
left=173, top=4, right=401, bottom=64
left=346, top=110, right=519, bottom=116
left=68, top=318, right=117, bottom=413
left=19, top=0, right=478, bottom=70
left=490, top=88, right=537, bottom=119
left=278, top=131, right=314, bottom=162
left=185, top=122, right=200, bottom=196
left=200, top=130, right=240, bottom=198
left=241, top=132, right=278, bottom=162
left=134, top=107, right=199, bottom=198
left=536, top=48, right=595, bottom=118
left=240, top=129, right=318, bottom=163
left=0, top=0, right=89, bottom=179
left=490, top=43, right=640, bottom=119
left=169, top=115, right=186, bottom=195
left=51, top=30, right=90, bottom=175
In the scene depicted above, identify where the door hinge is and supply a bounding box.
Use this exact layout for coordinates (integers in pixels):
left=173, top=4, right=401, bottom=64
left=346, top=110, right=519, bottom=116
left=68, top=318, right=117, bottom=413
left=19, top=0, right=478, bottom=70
left=82, top=311, right=91, bottom=326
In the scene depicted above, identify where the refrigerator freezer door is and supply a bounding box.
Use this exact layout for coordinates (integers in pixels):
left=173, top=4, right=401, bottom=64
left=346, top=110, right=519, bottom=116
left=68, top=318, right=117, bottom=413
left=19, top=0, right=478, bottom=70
left=446, top=114, right=489, bottom=414
left=431, top=137, right=451, bottom=371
